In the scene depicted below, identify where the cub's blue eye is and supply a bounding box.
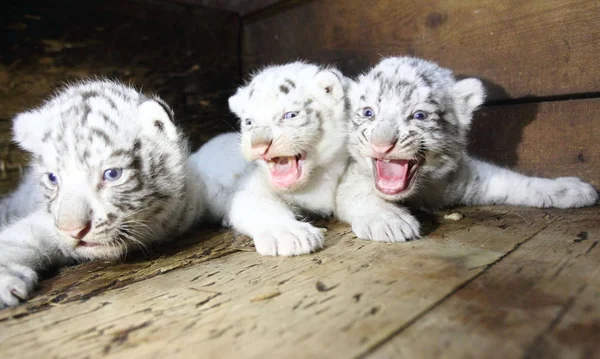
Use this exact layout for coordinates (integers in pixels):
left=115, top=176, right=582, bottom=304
left=47, top=173, right=58, bottom=186
left=244, top=118, right=253, bottom=126
left=412, top=111, right=429, bottom=120
left=103, top=168, right=123, bottom=182
left=283, top=111, right=298, bottom=120
left=362, top=107, right=375, bottom=118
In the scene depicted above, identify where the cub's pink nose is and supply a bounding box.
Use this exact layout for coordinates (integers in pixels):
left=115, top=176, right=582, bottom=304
left=59, top=221, right=92, bottom=240
left=251, top=141, right=272, bottom=157
left=371, top=142, right=396, bottom=155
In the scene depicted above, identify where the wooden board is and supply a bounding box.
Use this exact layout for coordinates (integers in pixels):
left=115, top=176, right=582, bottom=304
left=469, top=98, right=600, bottom=187
left=4, top=206, right=596, bottom=358
left=368, top=209, right=600, bottom=358
left=0, top=0, right=240, bottom=192
left=243, top=0, right=600, bottom=101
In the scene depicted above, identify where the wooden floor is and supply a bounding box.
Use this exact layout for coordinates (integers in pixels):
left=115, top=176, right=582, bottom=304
left=0, top=205, right=599, bottom=358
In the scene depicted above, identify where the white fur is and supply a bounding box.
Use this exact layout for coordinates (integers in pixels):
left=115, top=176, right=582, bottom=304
left=224, top=62, right=350, bottom=256
left=189, top=132, right=249, bottom=223
left=337, top=57, right=598, bottom=243
left=0, top=80, right=207, bottom=307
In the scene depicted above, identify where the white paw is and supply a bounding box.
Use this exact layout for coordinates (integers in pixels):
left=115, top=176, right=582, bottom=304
left=352, top=208, right=421, bottom=243
left=542, top=177, right=598, bottom=208
left=253, top=221, right=324, bottom=256
left=0, top=264, right=38, bottom=308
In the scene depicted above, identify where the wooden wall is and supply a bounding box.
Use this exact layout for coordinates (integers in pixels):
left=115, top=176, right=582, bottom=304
left=0, top=0, right=240, bottom=192
left=242, top=0, right=600, bottom=186
left=181, top=0, right=285, bottom=15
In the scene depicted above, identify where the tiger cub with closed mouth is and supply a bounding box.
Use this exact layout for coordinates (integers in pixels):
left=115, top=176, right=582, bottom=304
left=226, top=62, right=349, bottom=256
left=0, top=80, right=206, bottom=307
left=337, top=57, right=598, bottom=242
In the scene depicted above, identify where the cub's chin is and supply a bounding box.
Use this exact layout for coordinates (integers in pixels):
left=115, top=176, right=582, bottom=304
left=71, top=238, right=128, bottom=261
left=371, top=158, right=421, bottom=202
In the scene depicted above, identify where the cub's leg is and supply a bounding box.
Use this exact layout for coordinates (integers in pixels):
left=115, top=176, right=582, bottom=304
left=457, top=157, right=598, bottom=208
left=227, top=171, right=323, bottom=256
left=336, top=162, right=420, bottom=242
left=0, top=210, right=68, bottom=307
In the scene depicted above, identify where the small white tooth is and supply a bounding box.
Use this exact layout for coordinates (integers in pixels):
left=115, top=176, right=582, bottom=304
left=268, top=162, right=275, bottom=169
left=383, top=159, right=390, bottom=163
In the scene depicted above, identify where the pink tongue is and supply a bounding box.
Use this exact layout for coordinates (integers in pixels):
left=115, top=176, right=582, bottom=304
left=375, top=159, right=410, bottom=194
left=271, top=156, right=300, bottom=188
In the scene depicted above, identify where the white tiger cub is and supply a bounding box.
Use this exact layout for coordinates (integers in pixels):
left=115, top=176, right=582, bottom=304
left=337, top=57, right=598, bottom=242
left=0, top=80, right=206, bottom=307
left=225, top=62, right=349, bottom=256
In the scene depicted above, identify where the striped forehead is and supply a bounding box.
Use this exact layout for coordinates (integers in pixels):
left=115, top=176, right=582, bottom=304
left=248, top=76, right=303, bottom=100
left=360, top=73, right=433, bottom=107
left=244, top=80, right=309, bottom=118
left=41, top=102, right=138, bottom=167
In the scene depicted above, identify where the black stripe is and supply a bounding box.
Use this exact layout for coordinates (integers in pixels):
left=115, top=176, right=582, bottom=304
left=80, top=103, right=92, bottom=126
left=41, top=130, right=51, bottom=143
left=150, top=98, right=174, bottom=123
left=315, top=111, right=323, bottom=129
left=80, top=90, right=99, bottom=101
left=89, top=128, right=112, bottom=145
left=421, top=75, right=434, bottom=88
left=99, top=112, right=118, bottom=130
left=402, top=85, right=416, bottom=104
left=285, top=79, right=296, bottom=88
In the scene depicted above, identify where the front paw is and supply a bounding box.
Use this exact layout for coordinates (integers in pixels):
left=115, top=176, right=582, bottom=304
left=352, top=209, right=421, bottom=243
left=253, top=221, right=324, bottom=256
left=546, top=177, right=598, bottom=208
left=0, top=264, right=38, bottom=308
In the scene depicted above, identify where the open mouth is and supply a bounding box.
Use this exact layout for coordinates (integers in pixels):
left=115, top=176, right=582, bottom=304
left=372, top=159, right=419, bottom=195
left=266, top=153, right=306, bottom=188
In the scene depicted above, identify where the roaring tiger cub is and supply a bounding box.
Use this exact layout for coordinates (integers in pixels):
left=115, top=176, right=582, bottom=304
left=224, top=62, right=350, bottom=256
left=337, top=57, right=598, bottom=242
left=0, top=80, right=206, bottom=307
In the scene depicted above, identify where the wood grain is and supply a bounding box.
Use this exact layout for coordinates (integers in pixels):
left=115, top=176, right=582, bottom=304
left=0, top=226, right=243, bottom=322
left=368, top=209, right=600, bottom=358
left=243, top=0, right=600, bottom=101
left=469, top=98, right=600, bottom=187
left=0, top=206, right=569, bottom=358
left=0, top=0, right=240, bottom=193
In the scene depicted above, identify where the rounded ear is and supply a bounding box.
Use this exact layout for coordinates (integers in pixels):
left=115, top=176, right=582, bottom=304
left=453, top=78, right=486, bottom=116
left=314, top=68, right=346, bottom=102
left=228, top=87, right=250, bottom=119
left=138, top=99, right=179, bottom=141
left=12, top=110, right=47, bottom=154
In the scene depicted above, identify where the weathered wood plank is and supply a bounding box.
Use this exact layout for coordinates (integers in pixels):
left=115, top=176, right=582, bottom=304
left=0, top=0, right=240, bottom=193
left=0, top=206, right=563, bottom=358
left=243, top=0, right=600, bottom=101
left=527, top=272, right=600, bottom=359
left=368, top=207, right=600, bottom=358
left=469, top=98, right=600, bottom=187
